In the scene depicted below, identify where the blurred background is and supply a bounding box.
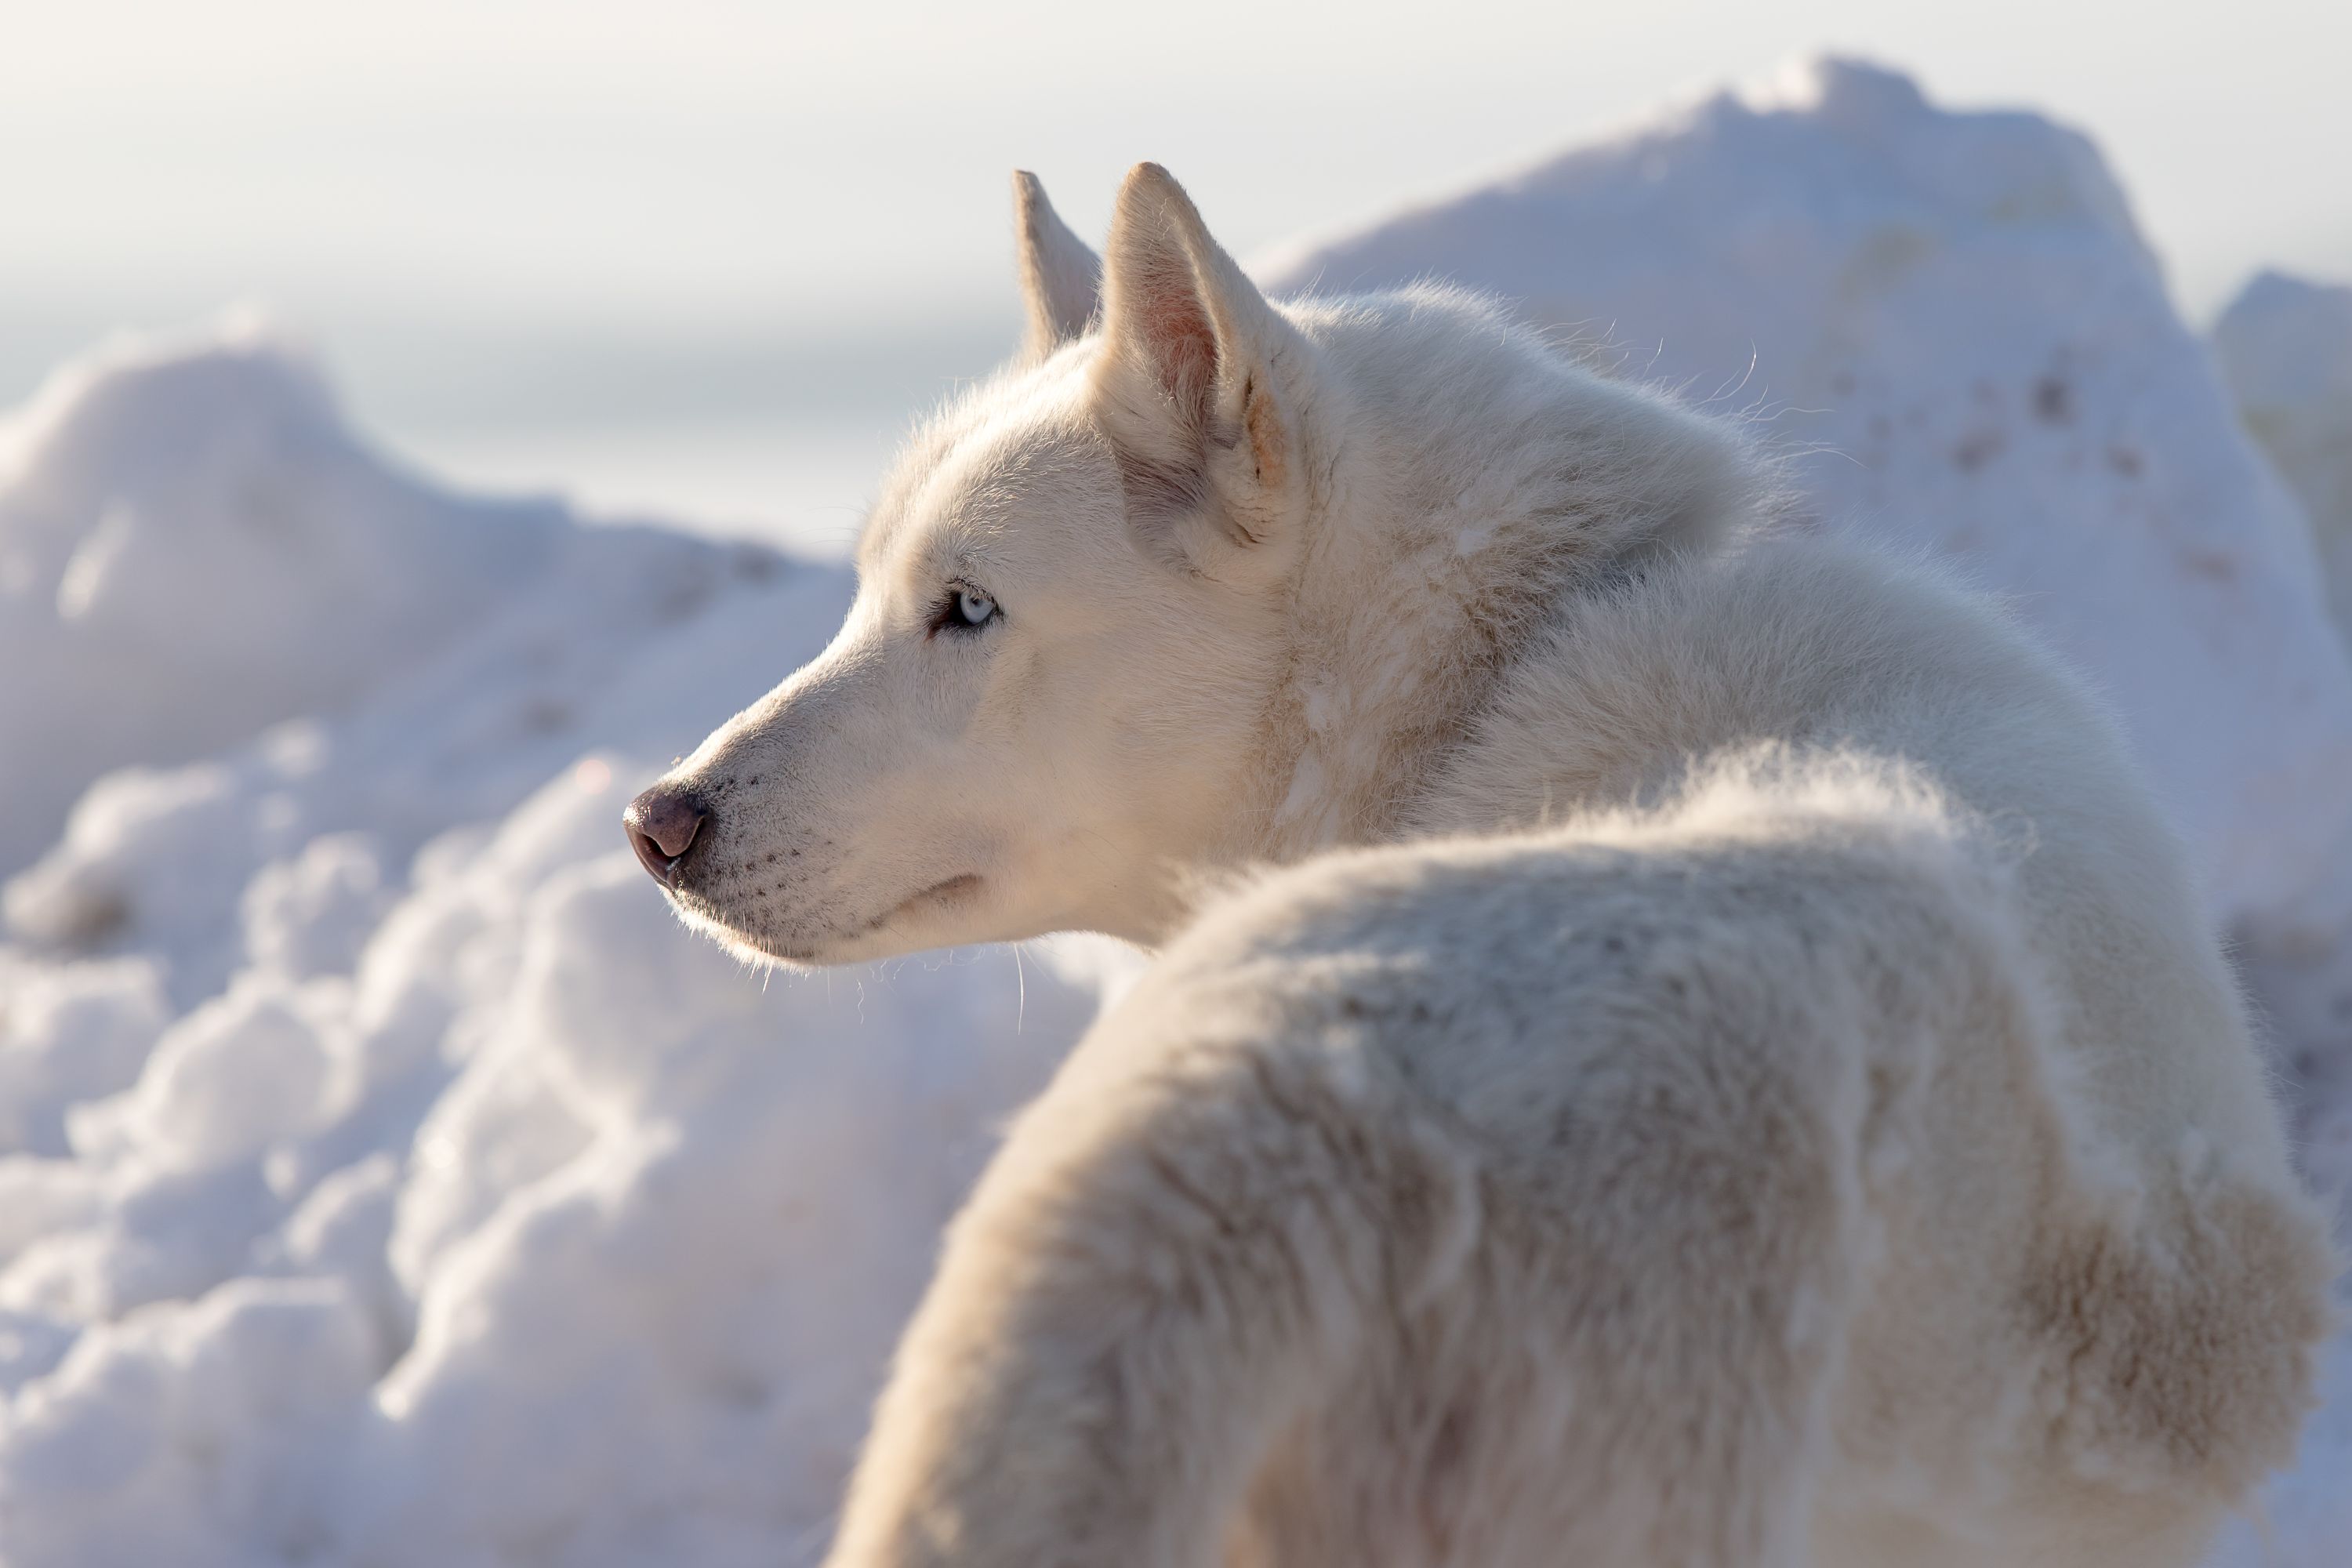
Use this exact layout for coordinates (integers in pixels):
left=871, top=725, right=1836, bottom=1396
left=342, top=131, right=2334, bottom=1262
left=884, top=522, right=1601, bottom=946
left=5, top=0, right=2346, bottom=551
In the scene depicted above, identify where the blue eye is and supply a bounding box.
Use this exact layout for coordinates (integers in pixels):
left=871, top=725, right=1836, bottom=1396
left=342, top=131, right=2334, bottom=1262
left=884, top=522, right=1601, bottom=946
left=950, top=586, right=997, bottom=629
left=931, top=583, right=999, bottom=637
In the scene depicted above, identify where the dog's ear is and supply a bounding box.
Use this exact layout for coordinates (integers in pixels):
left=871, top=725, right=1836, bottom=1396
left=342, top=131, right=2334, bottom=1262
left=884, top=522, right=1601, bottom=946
left=1014, top=172, right=1101, bottom=361
left=1092, top=162, right=1305, bottom=581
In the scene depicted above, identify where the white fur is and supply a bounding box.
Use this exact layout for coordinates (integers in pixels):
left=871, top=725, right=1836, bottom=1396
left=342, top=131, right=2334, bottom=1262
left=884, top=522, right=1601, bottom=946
left=646, top=165, right=2335, bottom=1566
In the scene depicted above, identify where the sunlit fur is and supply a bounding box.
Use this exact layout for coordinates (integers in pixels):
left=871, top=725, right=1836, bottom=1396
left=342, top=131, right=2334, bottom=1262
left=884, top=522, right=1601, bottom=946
left=646, top=165, right=2333, bottom=1567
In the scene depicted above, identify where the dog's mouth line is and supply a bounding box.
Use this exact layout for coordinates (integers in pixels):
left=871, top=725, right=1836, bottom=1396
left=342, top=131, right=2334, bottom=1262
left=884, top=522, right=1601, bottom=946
left=860, top=873, right=984, bottom=933
left=679, top=871, right=985, bottom=962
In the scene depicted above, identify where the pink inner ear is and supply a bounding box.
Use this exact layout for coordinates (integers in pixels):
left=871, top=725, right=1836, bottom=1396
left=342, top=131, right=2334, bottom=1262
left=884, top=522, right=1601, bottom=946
left=1139, top=258, right=1218, bottom=414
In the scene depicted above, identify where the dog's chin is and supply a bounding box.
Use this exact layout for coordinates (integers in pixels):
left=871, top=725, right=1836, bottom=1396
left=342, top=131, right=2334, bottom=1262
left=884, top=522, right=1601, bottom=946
left=669, top=873, right=990, bottom=970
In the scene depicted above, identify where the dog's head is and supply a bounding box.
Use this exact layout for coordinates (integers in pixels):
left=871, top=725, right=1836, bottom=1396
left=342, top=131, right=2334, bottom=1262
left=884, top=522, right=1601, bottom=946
left=626, top=165, right=1318, bottom=965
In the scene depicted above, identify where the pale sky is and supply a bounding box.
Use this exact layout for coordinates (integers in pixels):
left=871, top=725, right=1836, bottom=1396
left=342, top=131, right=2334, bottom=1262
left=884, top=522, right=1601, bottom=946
left=1, top=0, right=2344, bottom=455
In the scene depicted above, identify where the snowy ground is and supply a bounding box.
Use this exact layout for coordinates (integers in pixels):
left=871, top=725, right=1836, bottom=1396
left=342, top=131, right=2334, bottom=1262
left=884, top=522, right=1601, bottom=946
left=2216, top=271, right=2352, bottom=646
left=0, top=57, right=2347, bottom=1568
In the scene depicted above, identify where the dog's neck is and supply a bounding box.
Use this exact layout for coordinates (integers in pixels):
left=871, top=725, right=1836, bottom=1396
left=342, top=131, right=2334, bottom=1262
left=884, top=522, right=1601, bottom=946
left=1246, top=294, right=1768, bottom=865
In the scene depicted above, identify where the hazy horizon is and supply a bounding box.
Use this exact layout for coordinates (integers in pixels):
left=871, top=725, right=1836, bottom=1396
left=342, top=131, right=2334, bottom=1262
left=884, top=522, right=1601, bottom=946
left=6, top=2, right=2347, bottom=544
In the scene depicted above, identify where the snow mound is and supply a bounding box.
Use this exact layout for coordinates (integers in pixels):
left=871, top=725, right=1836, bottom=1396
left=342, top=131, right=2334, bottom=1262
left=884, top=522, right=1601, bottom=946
left=0, top=321, right=565, bottom=881
left=1264, top=56, right=2352, bottom=929
left=0, top=323, right=1137, bottom=1566
left=2206, top=279, right=2352, bottom=1218
left=0, top=842, right=1105, bottom=1568
left=2215, top=270, right=2352, bottom=645
left=0, top=334, right=835, bottom=1005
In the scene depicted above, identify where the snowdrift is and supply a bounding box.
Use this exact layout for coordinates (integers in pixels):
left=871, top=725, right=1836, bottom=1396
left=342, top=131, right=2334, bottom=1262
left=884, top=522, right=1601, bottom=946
left=2209, top=270, right=2352, bottom=1380
left=2215, top=270, right=2352, bottom=644
left=0, top=324, right=568, bottom=884
left=0, top=324, right=1127, bottom=1566
left=0, top=56, right=2344, bottom=1568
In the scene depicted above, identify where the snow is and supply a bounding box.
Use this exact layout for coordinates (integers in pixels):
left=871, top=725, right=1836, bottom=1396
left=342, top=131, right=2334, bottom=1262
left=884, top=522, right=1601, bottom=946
left=2209, top=267, right=2352, bottom=1305
left=0, top=54, right=2345, bottom=1568
left=2214, top=270, right=2352, bottom=644
left=0, top=315, right=1134, bottom=1566
left=0, top=320, right=561, bottom=884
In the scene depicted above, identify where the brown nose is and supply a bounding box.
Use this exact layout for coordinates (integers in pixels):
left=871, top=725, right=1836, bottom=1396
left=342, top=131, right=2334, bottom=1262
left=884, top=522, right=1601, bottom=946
left=623, top=786, right=709, bottom=887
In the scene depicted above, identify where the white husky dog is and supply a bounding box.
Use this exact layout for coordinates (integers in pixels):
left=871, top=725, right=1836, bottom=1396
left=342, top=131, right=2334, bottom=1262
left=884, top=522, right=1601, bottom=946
left=625, top=166, right=2334, bottom=1567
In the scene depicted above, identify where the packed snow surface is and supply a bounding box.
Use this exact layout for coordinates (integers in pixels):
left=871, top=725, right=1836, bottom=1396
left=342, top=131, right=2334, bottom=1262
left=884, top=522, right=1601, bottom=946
left=0, top=56, right=2345, bottom=1568
left=2215, top=270, right=2352, bottom=644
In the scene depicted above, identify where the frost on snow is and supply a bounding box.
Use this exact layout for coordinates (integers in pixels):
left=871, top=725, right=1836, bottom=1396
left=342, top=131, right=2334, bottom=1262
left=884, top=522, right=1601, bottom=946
left=0, top=56, right=2346, bottom=1568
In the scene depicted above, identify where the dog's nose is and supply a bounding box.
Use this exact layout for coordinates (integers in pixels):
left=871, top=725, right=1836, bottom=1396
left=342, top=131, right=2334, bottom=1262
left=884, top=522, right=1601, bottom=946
left=623, top=786, right=709, bottom=886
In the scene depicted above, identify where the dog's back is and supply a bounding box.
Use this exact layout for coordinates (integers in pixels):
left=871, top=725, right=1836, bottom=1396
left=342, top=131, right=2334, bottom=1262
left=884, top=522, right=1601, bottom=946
left=1132, top=535, right=2335, bottom=1564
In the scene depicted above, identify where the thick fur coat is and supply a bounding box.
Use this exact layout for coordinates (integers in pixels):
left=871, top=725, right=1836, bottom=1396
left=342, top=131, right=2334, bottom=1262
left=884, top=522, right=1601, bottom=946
left=629, top=165, right=2336, bottom=1566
